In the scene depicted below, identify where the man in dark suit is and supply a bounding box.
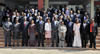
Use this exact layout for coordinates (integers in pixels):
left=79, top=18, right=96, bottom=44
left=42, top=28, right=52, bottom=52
left=80, top=20, right=89, bottom=48
left=3, top=18, right=12, bottom=47
left=51, top=17, right=59, bottom=47
left=90, top=19, right=98, bottom=49
left=67, top=18, right=74, bottom=47
left=22, top=18, right=29, bottom=46
left=37, top=16, right=45, bottom=47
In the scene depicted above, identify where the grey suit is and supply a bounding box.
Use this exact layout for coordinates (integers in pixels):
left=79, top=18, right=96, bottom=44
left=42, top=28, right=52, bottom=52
left=13, top=23, right=21, bottom=46
left=51, top=21, right=59, bottom=47
left=3, top=21, right=12, bottom=47
left=22, top=21, right=29, bottom=46
left=38, top=20, right=45, bottom=47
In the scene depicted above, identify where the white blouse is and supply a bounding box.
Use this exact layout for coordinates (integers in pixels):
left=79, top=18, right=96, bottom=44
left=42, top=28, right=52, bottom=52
left=58, top=25, right=67, bottom=33
left=45, top=23, right=51, bottom=31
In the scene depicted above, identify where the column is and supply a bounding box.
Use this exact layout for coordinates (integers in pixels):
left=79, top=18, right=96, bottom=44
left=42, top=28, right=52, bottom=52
left=38, top=0, right=43, bottom=10
left=0, top=0, right=5, bottom=11
left=0, top=0, right=5, bottom=3
left=90, top=0, right=94, bottom=19
left=45, top=0, right=49, bottom=11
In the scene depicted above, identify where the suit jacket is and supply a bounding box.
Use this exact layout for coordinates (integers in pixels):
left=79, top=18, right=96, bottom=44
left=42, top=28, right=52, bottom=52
left=3, top=21, right=12, bottom=32
left=51, top=21, right=59, bottom=32
left=58, top=25, right=67, bottom=33
left=93, top=23, right=98, bottom=36
left=80, top=23, right=88, bottom=35
left=13, top=23, right=21, bottom=33
left=58, top=25, right=67, bottom=40
left=22, top=21, right=29, bottom=32
left=38, top=20, right=45, bottom=33
left=67, top=22, right=73, bottom=32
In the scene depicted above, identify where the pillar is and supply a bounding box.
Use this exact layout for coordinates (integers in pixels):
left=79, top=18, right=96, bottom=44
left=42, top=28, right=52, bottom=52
left=38, top=0, right=43, bottom=10
left=0, top=0, right=5, bottom=11
left=45, top=0, right=49, bottom=11
left=0, top=0, right=5, bottom=3
left=90, top=0, right=94, bottom=19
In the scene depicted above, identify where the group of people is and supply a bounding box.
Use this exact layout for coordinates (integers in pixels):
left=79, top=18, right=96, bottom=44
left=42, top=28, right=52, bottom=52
left=0, top=7, right=98, bottom=49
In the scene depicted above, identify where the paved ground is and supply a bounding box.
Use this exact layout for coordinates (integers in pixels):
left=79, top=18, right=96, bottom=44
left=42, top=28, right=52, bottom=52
left=0, top=48, right=100, bottom=54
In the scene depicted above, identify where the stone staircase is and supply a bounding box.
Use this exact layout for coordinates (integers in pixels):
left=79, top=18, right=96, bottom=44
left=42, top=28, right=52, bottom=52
left=0, top=27, right=4, bottom=47
left=96, top=27, right=100, bottom=48
left=0, top=27, right=100, bottom=49
left=0, top=27, right=22, bottom=47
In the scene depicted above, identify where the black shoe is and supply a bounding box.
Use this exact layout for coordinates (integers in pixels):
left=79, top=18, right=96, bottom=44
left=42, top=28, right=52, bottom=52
left=13, top=45, right=15, bottom=47
left=8, top=45, right=11, bottom=47
left=5, top=45, right=7, bottom=47
left=42, top=45, right=44, bottom=47
left=51, top=44, right=54, bottom=47
left=89, top=46, right=92, bottom=48
left=38, top=45, right=40, bottom=47
left=17, top=45, right=19, bottom=47
left=94, top=47, right=96, bottom=49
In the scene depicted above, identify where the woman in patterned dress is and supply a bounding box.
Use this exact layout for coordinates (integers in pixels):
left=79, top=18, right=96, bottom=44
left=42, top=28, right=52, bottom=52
left=28, top=20, right=36, bottom=46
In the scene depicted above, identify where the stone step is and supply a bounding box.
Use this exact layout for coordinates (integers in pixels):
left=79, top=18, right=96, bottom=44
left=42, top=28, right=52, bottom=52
left=0, top=30, right=4, bottom=33
left=96, top=36, right=100, bottom=38
left=0, top=42, right=4, bottom=44
left=0, top=36, right=99, bottom=40
left=86, top=45, right=100, bottom=48
left=0, top=36, right=4, bottom=38
left=0, top=39, right=100, bottom=43
left=97, top=33, right=100, bottom=36
left=0, top=44, right=22, bottom=47
left=0, top=44, right=100, bottom=48
left=96, top=38, right=100, bottom=40
left=0, top=39, right=22, bottom=42
left=0, top=41, right=100, bottom=45
left=0, top=27, right=3, bottom=30
left=0, top=39, right=100, bottom=48
left=96, top=35, right=100, bottom=36
left=96, top=40, right=100, bottom=41
left=96, top=41, right=100, bottom=43
left=0, top=34, right=4, bottom=36
left=96, top=45, right=100, bottom=47
left=4, top=47, right=100, bottom=50
left=0, top=44, right=5, bottom=47
left=98, top=27, right=100, bottom=30
left=98, top=29, right=100, bottom=32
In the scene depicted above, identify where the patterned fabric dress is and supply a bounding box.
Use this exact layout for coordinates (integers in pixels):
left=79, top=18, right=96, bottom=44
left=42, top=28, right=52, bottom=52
left=28, top=24, right=36, bottom=46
